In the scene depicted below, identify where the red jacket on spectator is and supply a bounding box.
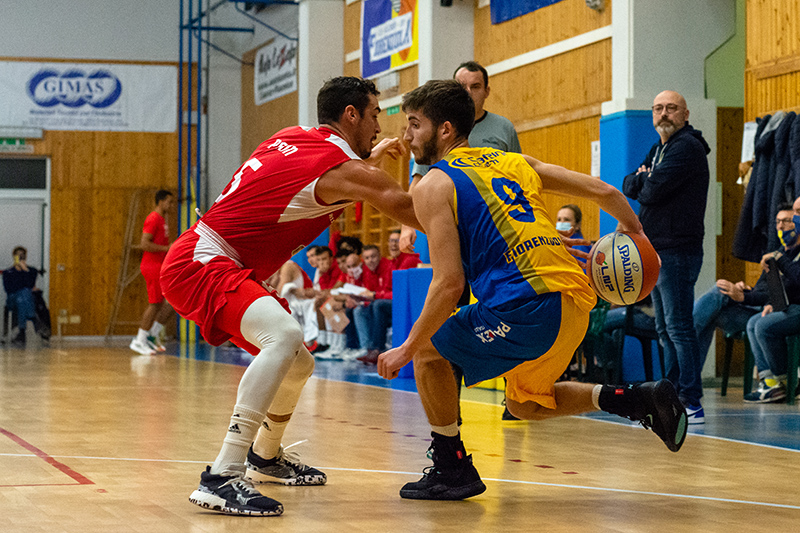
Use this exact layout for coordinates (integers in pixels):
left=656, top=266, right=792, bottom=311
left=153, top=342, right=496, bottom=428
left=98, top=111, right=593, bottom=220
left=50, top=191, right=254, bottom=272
left=363, top=257, right=394, bottom=299
left=317, top=263, right=343, bottom=290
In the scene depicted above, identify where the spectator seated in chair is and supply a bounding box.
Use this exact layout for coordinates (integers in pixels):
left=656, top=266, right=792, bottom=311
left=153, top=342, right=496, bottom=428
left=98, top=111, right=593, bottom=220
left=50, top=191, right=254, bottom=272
left=2, top=246, right=50, bottom=346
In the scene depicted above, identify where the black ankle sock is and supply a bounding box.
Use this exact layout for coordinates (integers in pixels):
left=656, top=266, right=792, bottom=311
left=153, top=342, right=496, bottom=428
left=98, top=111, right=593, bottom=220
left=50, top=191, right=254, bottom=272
left=431, top=432, right=467, bottom=462
left=597, top=384, right=638, bottom=418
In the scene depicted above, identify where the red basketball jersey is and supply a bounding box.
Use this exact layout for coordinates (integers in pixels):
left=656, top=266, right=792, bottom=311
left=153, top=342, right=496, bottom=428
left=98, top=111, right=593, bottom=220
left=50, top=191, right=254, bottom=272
left=191, top=126, right=358, bottom=281
left=141, top=211, right=169, bottom=268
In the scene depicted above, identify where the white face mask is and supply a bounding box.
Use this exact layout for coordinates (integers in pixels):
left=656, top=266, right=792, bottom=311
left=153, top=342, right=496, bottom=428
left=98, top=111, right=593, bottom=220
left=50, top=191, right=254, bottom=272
left=348, top=265, right=363, bottom=278
left=556, top=222, right=572, bottom=232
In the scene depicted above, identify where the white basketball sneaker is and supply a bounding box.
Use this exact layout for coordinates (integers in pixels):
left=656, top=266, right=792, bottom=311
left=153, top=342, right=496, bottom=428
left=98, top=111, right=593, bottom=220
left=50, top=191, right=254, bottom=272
left=130, top=338, right=156, bottom=355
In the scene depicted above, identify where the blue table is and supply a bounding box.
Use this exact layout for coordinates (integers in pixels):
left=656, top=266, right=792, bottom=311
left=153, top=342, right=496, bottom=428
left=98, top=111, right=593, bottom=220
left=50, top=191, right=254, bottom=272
left=391, top=267, right=433, bottom=378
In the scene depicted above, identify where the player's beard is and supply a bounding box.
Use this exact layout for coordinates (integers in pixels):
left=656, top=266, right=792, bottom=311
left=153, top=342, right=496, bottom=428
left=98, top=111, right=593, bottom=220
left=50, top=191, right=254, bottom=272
left=414, top=130, right=440, bottom=166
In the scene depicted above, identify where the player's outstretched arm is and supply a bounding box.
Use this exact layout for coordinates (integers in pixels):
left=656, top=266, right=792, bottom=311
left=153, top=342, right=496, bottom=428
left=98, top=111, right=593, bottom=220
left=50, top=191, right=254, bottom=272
left=524, top=155, right=642, bottom=236
left=378, top=170, right=464, bottom=379
left=317, top=161, right=423, bottom=231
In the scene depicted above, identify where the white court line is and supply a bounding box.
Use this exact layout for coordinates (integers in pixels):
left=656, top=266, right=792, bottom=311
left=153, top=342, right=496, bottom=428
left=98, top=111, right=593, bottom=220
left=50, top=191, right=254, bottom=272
left=577, top=415, right=800, bottom=453
left=2, top=452, right=799, bottom=511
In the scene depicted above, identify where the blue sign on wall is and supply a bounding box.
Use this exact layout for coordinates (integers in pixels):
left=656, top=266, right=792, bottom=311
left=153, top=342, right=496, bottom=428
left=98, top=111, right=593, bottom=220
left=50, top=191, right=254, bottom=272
left=491, top=0, right=564, bottom=24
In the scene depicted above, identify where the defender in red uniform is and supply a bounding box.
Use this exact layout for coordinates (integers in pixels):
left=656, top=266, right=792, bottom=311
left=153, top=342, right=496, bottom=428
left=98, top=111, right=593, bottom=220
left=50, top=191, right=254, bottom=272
left=161, top=77, right=421, bottom=516
left=130, top=189, right=174, bottom=355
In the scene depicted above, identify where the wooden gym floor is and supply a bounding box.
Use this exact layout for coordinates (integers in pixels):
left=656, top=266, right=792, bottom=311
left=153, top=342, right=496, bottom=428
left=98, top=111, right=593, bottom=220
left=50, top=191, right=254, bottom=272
left=1, top=340, right=799, bottom=532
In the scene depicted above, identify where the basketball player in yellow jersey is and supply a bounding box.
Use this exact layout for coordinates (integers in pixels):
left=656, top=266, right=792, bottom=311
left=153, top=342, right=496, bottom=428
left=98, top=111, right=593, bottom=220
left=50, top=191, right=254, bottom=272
left=378, top=80, right=687, bottom=501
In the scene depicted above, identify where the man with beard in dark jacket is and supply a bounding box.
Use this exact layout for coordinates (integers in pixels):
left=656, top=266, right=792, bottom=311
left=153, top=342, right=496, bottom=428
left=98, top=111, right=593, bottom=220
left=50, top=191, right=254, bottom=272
left=623, top=90, right=711, bottom=425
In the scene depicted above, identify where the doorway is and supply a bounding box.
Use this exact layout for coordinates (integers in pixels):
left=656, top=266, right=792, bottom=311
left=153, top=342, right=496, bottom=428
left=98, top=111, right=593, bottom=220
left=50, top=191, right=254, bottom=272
left=0, top=157, right=51, bottom=309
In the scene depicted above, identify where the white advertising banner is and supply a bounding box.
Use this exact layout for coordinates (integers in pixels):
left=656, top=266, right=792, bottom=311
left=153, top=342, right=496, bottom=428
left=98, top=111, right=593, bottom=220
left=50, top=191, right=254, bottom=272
left=254, top=37, right=298, bottom=106
left=0, top=62, right=177, bottom=132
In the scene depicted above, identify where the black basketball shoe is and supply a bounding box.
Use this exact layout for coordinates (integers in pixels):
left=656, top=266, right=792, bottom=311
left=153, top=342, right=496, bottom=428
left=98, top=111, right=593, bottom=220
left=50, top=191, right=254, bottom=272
left=400, top=438, right=486, bottom=500
left=189, top=466, right=284, bottom=516
left=601, top=380, right=688, bottom=452
left=245, top=445, right=327, bottom=486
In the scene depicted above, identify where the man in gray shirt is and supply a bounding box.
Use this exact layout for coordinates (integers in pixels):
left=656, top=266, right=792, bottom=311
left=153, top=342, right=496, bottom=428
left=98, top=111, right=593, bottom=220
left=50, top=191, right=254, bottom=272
left=410, top=61, right=521, bottom=179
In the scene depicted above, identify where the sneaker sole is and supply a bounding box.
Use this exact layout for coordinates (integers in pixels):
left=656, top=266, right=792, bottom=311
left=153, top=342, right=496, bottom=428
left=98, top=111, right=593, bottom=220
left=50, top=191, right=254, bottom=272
left=189, top=490, right=283, bottom=516
left=130, top=345, right=155, bottom=355
left=245, top=469, right=327, bottom=486
left=399, top=480, right=486, bottom=501
left=744, top=393, right=786, bottom=404
left=652, top=380, right=688, bottom=452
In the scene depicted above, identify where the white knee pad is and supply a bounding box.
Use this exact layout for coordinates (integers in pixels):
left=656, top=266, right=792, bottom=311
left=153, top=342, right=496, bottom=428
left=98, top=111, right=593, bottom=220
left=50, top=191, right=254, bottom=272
left=239, top=296, right=304, bottom=356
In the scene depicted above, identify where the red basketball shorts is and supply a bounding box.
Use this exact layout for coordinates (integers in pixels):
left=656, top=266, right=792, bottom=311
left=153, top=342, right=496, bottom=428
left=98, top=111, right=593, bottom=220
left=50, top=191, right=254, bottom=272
left=140, top=260, right=165, bottom=304
left=160, top=229, right=290, bottom=355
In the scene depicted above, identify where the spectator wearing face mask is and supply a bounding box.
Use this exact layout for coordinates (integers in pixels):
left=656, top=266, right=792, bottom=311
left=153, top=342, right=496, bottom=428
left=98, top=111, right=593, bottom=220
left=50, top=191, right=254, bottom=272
left=556, top=204, right=592, bottom=258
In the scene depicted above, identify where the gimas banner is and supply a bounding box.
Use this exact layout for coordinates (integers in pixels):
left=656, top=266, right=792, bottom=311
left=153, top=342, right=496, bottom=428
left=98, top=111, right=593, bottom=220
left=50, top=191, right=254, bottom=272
left=361, top=0, right=418, bottom=79
left=0, top=62, right=177, bottom=132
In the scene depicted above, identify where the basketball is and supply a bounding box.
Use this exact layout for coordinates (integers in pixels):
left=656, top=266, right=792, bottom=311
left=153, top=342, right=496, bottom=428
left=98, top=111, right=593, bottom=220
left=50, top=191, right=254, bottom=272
left=587, top=232, right=660, bottom=305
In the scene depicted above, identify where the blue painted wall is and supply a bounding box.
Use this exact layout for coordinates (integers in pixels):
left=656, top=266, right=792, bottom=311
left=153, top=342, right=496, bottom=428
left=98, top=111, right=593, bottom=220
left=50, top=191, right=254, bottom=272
left=598, top=110, right=660, bottom=236
left=291, top=229, right=330, bottom=278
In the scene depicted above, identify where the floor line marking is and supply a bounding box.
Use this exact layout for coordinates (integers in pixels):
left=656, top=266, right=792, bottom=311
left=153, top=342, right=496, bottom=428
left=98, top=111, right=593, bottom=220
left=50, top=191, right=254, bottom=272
left=574, top=416, right=800, bottom=453
left=0, top=427, right=94, bottom=485
left=1, top=452, right=796, bottom=510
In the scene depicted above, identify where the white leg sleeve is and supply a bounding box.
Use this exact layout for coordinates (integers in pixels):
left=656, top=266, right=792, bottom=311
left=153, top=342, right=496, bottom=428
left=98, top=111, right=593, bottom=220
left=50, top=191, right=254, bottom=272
left=236, top=296, right=305, bottom=414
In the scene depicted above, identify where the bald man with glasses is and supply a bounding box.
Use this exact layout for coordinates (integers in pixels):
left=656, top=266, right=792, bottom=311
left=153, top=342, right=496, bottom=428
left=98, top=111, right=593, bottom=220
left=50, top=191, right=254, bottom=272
left=623, top=90, right=711, bottom=425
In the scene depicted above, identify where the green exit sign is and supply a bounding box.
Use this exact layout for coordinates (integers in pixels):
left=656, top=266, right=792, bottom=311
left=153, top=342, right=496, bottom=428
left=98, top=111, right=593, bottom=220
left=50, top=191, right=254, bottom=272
left=386, top=105, right=400, bottom=116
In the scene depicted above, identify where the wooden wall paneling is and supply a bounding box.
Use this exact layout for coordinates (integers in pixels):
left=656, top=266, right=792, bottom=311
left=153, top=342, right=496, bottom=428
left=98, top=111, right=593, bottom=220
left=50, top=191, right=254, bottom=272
left=746, top=0, right=800, bottom=67
left=48, top=188, right=80, bottom=332
left=398, top=64, right=418, bottom=95
left=345, top=1, right=361, bottom=56
left=745, top=69, right=800, bottom=121
left=482, top=39, right=611, bottom=128
left=474, top=0, right=610, bottom=67
left=344, top=60, right=361, bottom=77
left=28, top=131, right=178, bottom=336
left=715, top=107, right=747, bottom=377
left=744, top=0, right=800, bottom=121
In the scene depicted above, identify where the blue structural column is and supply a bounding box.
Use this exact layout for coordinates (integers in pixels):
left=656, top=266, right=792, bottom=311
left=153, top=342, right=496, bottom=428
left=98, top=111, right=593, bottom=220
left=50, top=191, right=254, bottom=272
left=598, top=110, right=659, bottom=236
left=599, top=109, right=662, bottom=382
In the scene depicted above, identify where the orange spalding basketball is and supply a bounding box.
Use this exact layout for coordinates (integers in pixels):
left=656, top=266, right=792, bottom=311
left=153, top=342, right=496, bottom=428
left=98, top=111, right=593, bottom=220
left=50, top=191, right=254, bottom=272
left=587, top=232, right=660, bottom=305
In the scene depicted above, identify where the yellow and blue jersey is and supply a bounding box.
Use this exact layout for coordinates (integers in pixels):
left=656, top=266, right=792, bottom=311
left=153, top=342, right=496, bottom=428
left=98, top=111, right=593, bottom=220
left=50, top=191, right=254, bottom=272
left=431, top=147, right=595, bottom=312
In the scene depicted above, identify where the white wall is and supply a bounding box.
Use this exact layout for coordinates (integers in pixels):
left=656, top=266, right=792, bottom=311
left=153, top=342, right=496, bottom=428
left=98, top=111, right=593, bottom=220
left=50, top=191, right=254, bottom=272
left=204, top=2, right=300, bottom=198
left=0, top=1, right=178, bottom=61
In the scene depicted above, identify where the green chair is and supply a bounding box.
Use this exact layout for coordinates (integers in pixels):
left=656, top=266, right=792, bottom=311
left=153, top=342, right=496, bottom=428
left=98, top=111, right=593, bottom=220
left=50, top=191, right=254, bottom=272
left=785, top=335, right=799, bottom=405
left=576, top=299, right=612, bottom=383
left=723, top=330, right=799, bottom=405
left=720, top=329, right=754, bottom=398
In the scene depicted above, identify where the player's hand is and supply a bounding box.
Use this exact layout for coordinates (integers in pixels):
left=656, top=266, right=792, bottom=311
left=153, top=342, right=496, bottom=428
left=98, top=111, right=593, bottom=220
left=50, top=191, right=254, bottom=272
left=561, top=236, right=591, bottom=268
left=378, top=345, right=413, bottom=380
left=365, top=137, right=407, bottom=166
left=762, top=304, right=773, bottom=317
left=399, top=225, right=417, bottom=253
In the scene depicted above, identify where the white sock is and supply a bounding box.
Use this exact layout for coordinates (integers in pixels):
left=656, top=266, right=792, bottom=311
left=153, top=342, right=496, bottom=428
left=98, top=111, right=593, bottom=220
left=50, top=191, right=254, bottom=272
left=431, top=422, right=460, bottom=437
left=591, top=384, right=602, bottom=410
left=252, top=417, right=291, bottom=460
left=211, top=404, right=265, bottom=474
left=149, top=321, right=164, bottom=338
left=136, top=329, right=149, bottom=343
